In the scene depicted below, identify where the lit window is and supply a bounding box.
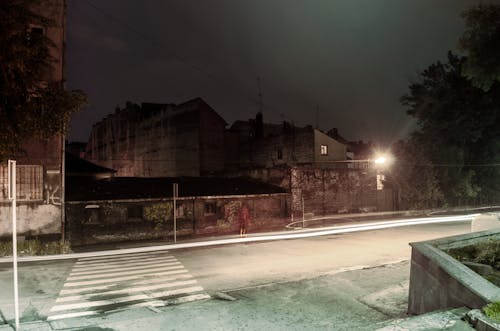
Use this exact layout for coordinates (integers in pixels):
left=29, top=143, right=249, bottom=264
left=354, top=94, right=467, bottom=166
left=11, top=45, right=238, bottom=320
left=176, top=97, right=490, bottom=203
left=320, top=145, right=328, bottom=155
left=377, top=174, right=385, bottom=190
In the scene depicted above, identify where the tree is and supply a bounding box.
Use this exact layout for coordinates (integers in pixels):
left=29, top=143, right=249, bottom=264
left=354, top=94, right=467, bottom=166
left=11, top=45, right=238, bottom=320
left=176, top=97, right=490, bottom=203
left=0, top=0, right=86, bottom=160
left=459, top=3, right=500, bottom=91
left=401, top=52, right=500, bottom=205
left=386, top=139, right=443, bottom=210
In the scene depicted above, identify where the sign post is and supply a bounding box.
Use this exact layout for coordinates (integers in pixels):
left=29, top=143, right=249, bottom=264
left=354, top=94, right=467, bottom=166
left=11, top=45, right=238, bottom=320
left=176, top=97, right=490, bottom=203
left=173, top=183, right=178, bottom=243
left=8, top=160, right=19, bottom=330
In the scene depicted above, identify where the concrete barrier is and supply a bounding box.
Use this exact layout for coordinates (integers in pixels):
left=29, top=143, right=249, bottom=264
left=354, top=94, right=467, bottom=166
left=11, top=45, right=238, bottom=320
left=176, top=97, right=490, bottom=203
left=408, top=229, right=500, bottom=315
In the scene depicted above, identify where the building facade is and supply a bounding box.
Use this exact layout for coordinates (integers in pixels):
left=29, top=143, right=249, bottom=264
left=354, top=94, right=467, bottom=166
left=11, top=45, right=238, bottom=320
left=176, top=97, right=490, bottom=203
left=0, top=0, right=66, bottom=238
left=86, top=98, right=227, bottom=177
left=226, top=118, right=348, bottom=170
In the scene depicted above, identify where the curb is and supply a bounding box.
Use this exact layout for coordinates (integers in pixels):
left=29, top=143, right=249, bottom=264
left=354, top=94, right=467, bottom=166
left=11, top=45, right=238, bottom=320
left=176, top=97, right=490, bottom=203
left=0, top=213, right=479, bottom=264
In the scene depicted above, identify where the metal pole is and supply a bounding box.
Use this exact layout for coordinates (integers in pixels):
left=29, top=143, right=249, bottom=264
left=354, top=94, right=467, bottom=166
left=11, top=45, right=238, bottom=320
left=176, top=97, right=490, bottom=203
left=173, top=183, right=178, bottom=243
left=8, top=160, right=19, bottom=330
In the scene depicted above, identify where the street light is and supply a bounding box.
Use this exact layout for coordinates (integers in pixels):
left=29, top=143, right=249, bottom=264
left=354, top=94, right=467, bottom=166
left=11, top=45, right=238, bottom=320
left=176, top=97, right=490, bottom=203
left=374, top=156, right=387, bottom=165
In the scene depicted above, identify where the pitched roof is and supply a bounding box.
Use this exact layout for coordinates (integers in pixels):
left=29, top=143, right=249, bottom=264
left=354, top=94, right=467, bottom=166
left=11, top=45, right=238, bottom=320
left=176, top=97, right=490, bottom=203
left=65, top=153, right=116, bottom=175
left=66, top=176, right=286, bottom=201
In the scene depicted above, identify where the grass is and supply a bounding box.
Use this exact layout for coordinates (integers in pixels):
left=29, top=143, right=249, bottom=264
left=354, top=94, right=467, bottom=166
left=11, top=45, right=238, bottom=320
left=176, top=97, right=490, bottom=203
left=0, top=239, right=72, bottom=257
left=484, top=301, right=500, bottom=323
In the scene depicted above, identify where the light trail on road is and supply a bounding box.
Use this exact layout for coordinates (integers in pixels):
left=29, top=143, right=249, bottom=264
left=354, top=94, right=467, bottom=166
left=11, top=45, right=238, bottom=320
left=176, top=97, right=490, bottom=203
left=0, top=213, right=479, bottom=263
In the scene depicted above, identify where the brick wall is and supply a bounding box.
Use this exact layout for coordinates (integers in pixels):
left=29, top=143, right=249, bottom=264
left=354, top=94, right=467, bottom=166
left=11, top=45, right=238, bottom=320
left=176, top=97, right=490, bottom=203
left=232, top=165, right=381, bottom=216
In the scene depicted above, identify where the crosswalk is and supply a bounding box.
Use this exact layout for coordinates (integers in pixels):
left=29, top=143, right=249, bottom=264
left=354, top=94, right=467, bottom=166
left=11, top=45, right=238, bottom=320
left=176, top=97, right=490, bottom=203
left=47, top=251, right=210, bottom=321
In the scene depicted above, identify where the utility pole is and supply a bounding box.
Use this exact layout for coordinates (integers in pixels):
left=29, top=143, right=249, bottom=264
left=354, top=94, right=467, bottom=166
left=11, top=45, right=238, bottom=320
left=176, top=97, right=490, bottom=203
left=257, top=76, right=264, bottom=115
left=315, top=104, right=319, bottom=129
left=173, top=183, right=178, bottom=243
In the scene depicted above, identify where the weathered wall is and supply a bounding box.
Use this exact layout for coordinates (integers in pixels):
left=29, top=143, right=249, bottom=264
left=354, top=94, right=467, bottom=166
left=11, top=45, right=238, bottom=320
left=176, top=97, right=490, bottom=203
left=0, top=138, right=64, bottom=237
left=0, top=203, right=60, bottom=237
left=234, top=127, right=316, bottom=168
left=199, top=107, right=226, bottom=175
left=86, top=100, right=226, bottom=177
left=233, top=166, right=382, bottom=216
left=290, top=167, right=378, bottom=215
left=66, top=194, right=288, bottom=245
left=0, top=0, right=65, bottom=238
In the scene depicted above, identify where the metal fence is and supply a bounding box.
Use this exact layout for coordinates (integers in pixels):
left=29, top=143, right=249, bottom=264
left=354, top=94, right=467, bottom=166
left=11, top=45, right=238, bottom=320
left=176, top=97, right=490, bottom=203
left=0, top=165, right=43, bottom=201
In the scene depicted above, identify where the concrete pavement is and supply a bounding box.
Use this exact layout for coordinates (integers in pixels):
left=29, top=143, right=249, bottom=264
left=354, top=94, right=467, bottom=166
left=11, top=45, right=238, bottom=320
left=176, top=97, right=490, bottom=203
left=1, top=211, right=498, bottom=330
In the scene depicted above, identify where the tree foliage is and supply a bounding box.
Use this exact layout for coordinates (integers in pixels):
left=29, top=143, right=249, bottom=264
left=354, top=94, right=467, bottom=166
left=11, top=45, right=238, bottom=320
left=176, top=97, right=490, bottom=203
left=459, top=3, right=500, bottom=91
left=400, top=51, right=500, bottom=205
left=0, top=0, right=86, bottom=160
left=386, top=139, right=443, bottom=210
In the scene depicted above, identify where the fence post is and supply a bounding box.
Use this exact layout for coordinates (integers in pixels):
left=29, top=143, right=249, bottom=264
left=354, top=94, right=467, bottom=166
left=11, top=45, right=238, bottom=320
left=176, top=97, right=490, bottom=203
left=173, top=183, right=178, bottom=243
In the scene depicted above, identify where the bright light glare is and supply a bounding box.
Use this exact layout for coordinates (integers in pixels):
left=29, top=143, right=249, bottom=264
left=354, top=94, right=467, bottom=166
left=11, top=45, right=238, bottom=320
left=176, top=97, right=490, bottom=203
left=374, top=156, right=387, bottom=164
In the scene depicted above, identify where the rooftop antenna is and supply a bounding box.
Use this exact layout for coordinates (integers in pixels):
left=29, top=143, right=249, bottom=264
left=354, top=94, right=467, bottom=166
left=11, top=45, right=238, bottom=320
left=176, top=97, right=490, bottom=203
left=257, top=76, right=263, bottom=115
left=315, top=104, right=319, bottom=129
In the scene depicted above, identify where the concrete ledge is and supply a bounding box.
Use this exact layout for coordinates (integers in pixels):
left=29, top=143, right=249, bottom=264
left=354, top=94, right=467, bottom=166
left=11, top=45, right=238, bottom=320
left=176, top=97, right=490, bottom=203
left=376, top=307, right=472, bottom=330
left=408, top=229, right=500, bottom=315
left=467, top=309, right=500, bottom=331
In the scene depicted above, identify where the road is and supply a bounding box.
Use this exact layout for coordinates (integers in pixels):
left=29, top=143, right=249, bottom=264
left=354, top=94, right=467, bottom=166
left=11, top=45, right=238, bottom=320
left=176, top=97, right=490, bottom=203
left=0, top=219, right=473, bottom=329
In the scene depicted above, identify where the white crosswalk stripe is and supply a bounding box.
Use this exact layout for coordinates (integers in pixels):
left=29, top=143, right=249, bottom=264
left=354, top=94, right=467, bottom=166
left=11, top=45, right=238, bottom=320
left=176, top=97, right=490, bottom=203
left=48, top=251, right=210, bottom=321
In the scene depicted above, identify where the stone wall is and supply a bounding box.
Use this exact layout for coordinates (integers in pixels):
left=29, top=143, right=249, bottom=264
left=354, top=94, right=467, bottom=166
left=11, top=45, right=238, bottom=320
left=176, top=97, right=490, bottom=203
left=233, top=165, right=384, bottom=216
left=66, top=193, right=288, bottom=245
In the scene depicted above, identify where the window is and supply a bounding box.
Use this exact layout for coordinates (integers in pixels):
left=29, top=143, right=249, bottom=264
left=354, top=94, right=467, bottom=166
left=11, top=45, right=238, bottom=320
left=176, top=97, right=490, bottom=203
left=277, top=149, right=283, bottom=160
left=204, top=202, right=216, bottom=215
left=320, top=144, right=328, bottom=155
left=26, top=27, right=44, bottom=47
left=0, top=165, right=43, bottom=201
left=377, top=174, right=385, bottom=190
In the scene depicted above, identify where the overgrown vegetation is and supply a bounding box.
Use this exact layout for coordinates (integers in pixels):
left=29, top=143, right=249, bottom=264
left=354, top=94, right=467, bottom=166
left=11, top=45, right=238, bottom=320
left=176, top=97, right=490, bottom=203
left=0, top=239, right=72, bottom=257
left=484, top=301, right=500, bottom=323
left=446, top=239, right=500, bottom=270
left=387, top=3, right=500, bottom=208
left=0, top=0, right=87, bottom=160
left=143, top=202, right=173, bottom=231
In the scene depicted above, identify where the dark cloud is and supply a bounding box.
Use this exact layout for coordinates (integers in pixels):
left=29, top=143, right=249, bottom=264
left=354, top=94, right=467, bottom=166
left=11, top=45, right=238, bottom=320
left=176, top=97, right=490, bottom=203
left=66, top=0, right=491, bottom=145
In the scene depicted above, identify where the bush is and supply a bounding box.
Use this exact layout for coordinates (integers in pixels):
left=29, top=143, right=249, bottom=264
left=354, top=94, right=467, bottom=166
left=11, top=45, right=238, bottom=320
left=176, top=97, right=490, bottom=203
left=484, top=301, right=500, bottom=323
left=0, top=239, right=72, bottom=257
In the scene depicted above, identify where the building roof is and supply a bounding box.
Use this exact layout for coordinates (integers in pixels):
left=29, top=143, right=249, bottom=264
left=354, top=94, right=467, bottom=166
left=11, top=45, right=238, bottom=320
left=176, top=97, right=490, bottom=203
left=66, top=176, right=286, bottom=201
left=65, top=153, right=116, bottom=175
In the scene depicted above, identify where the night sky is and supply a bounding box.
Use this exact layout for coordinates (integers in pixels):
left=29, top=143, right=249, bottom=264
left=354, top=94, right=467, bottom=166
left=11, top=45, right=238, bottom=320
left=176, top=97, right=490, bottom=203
left=66, top=0, right=488, bottom=146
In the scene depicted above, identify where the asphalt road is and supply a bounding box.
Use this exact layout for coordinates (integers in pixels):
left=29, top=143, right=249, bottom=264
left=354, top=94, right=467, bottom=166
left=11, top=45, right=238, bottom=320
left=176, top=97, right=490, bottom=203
left=0, top=219, right=473, bottom=328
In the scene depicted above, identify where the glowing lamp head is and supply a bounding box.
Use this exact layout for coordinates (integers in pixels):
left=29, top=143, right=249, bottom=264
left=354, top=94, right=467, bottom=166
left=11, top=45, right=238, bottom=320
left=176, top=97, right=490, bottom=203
left=374, top=156, right=387, bottom=165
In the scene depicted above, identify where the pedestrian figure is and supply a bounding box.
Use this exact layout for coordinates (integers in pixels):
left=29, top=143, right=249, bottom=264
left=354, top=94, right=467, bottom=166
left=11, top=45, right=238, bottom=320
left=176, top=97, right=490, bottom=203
left=239, top=204, right=250, bottom=237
